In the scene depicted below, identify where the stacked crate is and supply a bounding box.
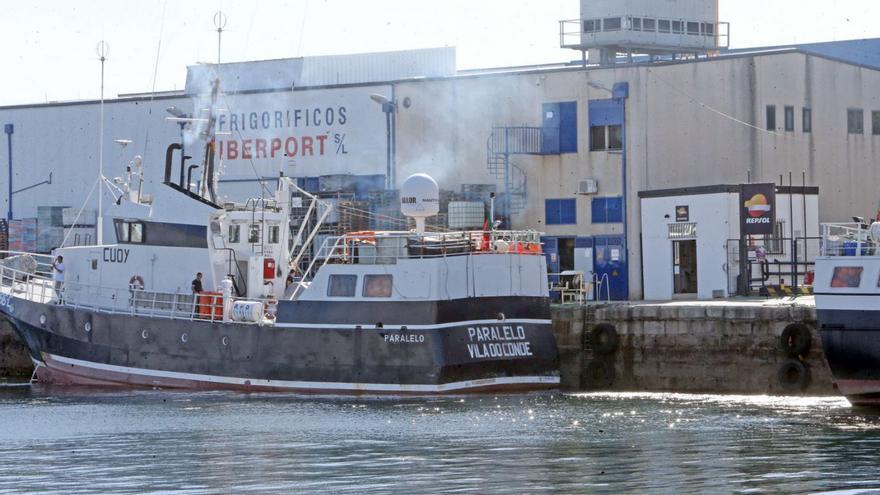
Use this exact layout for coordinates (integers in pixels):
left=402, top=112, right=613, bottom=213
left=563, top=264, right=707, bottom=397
left=8, top=219, right=37, bottom=253
left=0, top=220, right=8, bottom=256
left=37, top=206, right=68, bottom=253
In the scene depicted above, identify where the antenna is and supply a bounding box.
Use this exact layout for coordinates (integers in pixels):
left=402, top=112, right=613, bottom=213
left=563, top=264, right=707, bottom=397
left=96, top=40, right=109, bottom=245
left=213, top=11, right=227, bottom=66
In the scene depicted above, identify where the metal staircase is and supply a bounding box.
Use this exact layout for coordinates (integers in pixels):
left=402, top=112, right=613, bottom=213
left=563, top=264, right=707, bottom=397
left=486, top=126, right=552, bottom=217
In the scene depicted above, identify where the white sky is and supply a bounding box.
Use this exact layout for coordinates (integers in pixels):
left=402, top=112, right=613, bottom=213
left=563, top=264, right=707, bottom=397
left=0, top=0, right=878, bottom=106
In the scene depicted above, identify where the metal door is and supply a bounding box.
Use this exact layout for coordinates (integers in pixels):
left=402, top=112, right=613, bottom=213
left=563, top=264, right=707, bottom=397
left=574, top=237, right=595, bottom=301
left=593, top=235, right=628, bottom=301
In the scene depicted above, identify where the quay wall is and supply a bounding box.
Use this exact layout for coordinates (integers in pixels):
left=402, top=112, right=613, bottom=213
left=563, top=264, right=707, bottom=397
left=0, top=318, right=32, bottom=378
left=552, top=301, right=836, bottom=396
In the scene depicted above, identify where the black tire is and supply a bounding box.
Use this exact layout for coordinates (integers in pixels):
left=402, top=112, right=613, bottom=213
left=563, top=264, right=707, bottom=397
left=583, top=359, right=616, bottom=389
left=777, top=359, right=811, bottom=392
left=590, top=323, right=620, bottom=355
left=780, top=323, right=812, bottom=356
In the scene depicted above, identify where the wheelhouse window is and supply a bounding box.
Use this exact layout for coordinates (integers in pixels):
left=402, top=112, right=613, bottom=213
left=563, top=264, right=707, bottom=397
left=328, top=275, right=357, bottom=297
left=687, top=22, right=699, bottom=35
left=363, top=275, right=393, bottom=298
left=658, top=19, right=670, bottom=33
left=643, top=18, right=656, bottom=31
left=672, top=20, right=684, bottom=34
left=248, top=224, right=261, bottom=243
left=831, top=267, right=863, bottom=288
left=629, top=17, right=642, bottom=31
left=114, top=220, right=145, bottom=244
left=267, top=225, right=280, bottom=244
left=228, top=224, right=240, bottom=243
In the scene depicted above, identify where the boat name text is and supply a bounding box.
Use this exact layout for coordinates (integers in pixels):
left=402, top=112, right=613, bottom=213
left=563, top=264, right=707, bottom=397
left=384, top=333, right=426, bottom=344
left=103, top=248, right=130, bottom=264
left=466, top=325, right=533, bottom=359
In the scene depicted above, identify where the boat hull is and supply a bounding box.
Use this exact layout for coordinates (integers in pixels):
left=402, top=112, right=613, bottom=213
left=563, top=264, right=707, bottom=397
left=0, top=295, right=559, bottom=394
left=818, top=308, right=880, bottom=406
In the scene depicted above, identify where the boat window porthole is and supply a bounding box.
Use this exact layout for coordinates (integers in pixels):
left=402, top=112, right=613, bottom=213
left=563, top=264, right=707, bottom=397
left=497, top=313, right=506, bottom=321
left=142, top=330, right=149, bottom=339
left=181, top=333, right=188, bottom=343
left=222, top=336, right=229, bottom=346
left=39, top=314, right=46, bottom=325
left=84, top=322, right=92, bottom=332
left=376, top=322, right=384, bottom=329
left=401, top=326, right=408, bottom=331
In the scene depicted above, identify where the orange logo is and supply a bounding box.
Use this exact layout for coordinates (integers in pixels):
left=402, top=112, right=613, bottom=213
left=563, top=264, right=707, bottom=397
left=744, top=194, right=771, bottom=218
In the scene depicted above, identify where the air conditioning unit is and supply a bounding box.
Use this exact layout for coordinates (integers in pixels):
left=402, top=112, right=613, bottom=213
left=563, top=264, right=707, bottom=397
left=576, top=179, right=598, bottom=195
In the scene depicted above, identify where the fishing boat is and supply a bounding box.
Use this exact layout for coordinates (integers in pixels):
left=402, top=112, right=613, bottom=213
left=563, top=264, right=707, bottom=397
left=0, top=120, right=559, bottom=394
left=815, top=221, right=880, bottom=405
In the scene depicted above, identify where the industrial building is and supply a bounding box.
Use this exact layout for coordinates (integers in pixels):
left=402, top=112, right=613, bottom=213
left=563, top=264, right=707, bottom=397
left=2, top=0, right=880, bottom=300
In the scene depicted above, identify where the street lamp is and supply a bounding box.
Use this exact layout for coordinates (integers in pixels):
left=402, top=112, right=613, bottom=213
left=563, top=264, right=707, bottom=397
left=5, top=124, right=13, bottom=220
left=370, top=94, right=397, bottom=190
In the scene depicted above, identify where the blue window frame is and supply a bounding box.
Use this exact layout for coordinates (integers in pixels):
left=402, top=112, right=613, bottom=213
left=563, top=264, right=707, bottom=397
left=591, top=197, right=623, bottom=223
left=545, top=199, right=577, bottom=225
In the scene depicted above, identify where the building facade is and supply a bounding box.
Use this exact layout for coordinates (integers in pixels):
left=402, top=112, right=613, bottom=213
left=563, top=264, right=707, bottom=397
left=2, top=41, right=880, bottom=299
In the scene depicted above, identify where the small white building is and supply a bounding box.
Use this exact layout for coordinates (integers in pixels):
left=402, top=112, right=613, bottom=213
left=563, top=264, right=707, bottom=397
left=639, top=184, right=819, bottom=300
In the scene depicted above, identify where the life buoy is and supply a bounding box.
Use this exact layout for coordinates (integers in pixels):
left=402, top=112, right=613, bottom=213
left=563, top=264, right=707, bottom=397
left=128, top=275, right=145, bottom=291
left=583, top=359, right=616, bottom=389
left=590, top=323, right=620, bottom=355
left=777, top=358, right=811, bottom=392
left=779, top=323, right=812, bottom=356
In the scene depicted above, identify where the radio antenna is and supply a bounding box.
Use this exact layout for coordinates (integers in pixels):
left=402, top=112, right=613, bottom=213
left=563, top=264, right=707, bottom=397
left=96, top=40, right=109, bottom=245
left=214, top=11, right=227, bottom=66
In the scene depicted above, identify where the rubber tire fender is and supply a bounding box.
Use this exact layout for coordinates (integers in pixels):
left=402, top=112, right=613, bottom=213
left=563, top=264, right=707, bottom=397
left=590, top=323, right=620, bottom=355
left=780, top=323, right=812, bottom=356
left=777, top=358, right=811, bottom=392
left=583, top=359, right=616, bottom=389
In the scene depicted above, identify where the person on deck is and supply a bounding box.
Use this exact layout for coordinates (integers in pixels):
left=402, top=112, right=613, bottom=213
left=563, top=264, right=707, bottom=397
left=191, top=272, right=204, bottom=294
left=51, top=255, right=65, bottom=303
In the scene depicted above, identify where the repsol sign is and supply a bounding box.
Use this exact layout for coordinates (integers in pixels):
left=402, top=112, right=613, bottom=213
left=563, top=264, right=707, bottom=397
left=740, top=183, right=776, bottom=235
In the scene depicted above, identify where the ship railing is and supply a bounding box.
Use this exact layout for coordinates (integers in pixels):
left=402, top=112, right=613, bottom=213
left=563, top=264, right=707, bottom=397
left=311, top=230, right=545, bottom=266
left=0, top=257, right=276, bottom=324
left=820, top=222, right=879, bottom=257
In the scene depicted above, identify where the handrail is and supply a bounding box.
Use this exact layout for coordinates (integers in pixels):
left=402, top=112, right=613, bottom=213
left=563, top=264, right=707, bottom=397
left=0, top=259, right=276, bottom=325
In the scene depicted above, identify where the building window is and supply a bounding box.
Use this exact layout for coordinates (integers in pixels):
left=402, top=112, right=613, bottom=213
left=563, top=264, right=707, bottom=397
left=848, top=109, right=864, bottom=134
left=764, top=221, right=786, bottom=254
left=543, top=101, right=578, bottom=153
left=590, top=125, right=622, bottom=151
left=766, top=105, right=776, bottom=131
left=267, top=225, right=280, bottom=244
left=608, top=125, right=623, bottom=149
left=643, top=18, right=656, bottom=31
left=363, top=275, right=393, bottom=298
left=831, top=267, right=863, bottom=288
left=672, top=20, right=684, bottom=34
left=327, top=274, right=357, bottom=297
left=658, top=19, right=671, bottom=33
left=687, top=22, right=700, bottom=35
left=584, top=19, right=600, bottom=33
left=803, top=108, right=812, bottom=133
left=591, top=197, right=623, bottom=224
left=228, top=224, right=240, bottom=243
left=545, top=199, right=577, bottom=225
left=873, top=111, right=880, bottom=135
left=668, top=223, right=697, bottom=240
left=603, top=17, right=621, bottom=31
left=784, top=106, right=794, bottom=132
left=630, top=17, right=642, bottom=31
left=590, top=126, right=606, bottom=150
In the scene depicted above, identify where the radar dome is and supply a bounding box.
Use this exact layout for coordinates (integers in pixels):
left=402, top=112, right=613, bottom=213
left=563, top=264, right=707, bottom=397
left=400, top=173, right=439, bottom=232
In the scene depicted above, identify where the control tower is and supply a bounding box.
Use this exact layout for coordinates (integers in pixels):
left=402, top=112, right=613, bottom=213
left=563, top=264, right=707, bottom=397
left=560, top=0, right=729, bottom=65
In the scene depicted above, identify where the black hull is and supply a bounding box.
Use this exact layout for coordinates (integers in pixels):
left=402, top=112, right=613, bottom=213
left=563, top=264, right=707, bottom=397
left=0, top=296, right=559, bottom=394
left=818, top=308, right=880, bottom=406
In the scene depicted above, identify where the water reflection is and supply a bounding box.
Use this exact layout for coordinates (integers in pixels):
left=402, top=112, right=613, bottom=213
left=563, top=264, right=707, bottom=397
left=0, top=387, right=876, bottom=494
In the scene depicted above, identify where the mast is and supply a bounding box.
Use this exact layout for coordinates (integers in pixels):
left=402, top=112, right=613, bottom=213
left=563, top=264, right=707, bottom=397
left=97, top=41, right=109, bottom=245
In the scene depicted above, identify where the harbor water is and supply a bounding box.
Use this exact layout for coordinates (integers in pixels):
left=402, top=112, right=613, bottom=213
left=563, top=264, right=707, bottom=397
left=0, top=386, right=878, bottom=494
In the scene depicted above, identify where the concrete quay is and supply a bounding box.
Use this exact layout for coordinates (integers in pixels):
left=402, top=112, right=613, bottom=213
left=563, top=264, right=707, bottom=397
left=0, top=318, right=31, bottom=378
left=552, top=297, right=836, bottom=396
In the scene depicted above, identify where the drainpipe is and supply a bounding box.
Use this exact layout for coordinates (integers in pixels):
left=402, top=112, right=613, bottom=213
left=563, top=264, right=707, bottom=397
left=614, top=83, right=630, bottom=299
left=4, top=124, right=12, bottom=221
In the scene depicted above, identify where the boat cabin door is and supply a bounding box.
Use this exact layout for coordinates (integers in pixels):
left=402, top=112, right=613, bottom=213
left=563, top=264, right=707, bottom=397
left=87, top=250, right=101, bottom=295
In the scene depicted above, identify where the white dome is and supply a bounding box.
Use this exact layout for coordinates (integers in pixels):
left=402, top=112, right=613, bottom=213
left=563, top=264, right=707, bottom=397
left=400, top=173, right=440, bottom=219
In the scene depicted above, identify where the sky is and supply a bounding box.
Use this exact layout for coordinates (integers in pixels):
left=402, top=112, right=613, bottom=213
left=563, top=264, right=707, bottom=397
left=0, top=0, right=879, bottom=106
